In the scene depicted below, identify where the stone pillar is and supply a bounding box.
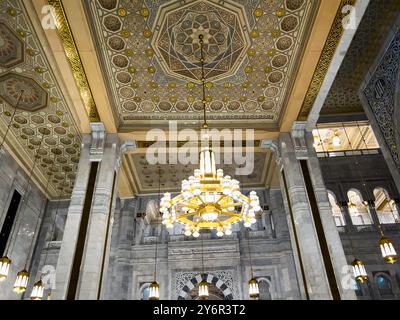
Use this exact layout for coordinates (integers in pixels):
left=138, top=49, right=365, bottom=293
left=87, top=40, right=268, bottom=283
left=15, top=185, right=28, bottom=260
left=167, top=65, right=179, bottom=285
left=278, top=122, right=356, bottom=300
left=53, top=133, right=92, bottom=300
left=366, top=200, right=381, bottom=227
left=54, top=123, right=135, bottom=299
left=108, top=198, right=136, bottom=300
left=75, top=130, right=119, bottom=300
left=339, top=203, right=355, bottom=233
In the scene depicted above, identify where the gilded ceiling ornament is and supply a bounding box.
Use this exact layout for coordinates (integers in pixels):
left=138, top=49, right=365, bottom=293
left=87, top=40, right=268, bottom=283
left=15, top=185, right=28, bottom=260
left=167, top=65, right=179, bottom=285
left=276, top=8, right=286, bottom=17
left=47, top=0, right=100, bottom=122
left=140, top=8, right=149, bottom=17
left=254, top=8, right=263, bottom=17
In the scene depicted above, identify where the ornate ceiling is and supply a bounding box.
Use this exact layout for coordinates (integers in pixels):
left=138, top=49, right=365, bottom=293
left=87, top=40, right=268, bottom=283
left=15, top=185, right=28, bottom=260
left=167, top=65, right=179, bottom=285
left=0, top=0, right=82, bottom=197
left=126, top=150, right=273, bottom=194
left=84, top=0, right=319, bottom=129
left=320, top=0, right=400, bottom=116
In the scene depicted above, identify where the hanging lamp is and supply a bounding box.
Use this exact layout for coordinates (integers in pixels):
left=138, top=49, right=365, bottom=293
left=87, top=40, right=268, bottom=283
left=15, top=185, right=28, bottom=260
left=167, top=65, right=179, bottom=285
left=28, top=157, right=57, bottom=300
left=378, top=226, right=397, bottom=264
left=356, top=123, right=398, bottom=265
left=249, top=278, right=260, bottom=299
left=30, top=280, right=44, bottom=300
left=149, top=169, right=162, bottom=300
left=317, top=126, right=368, bottom=286
left=0, top=90, right=24, bottom=281
left=149, top=281, right=160, bottom=301
left=13, top=270, right=29, bottom=294
left=39, top=172, right=68, bottom=299
left=351, top=259, right=368, bottom=283
left=13, top=132, right=47, bottom=294
left=160, top=34, right=260, bottom=235
left=198, top=280, right=209, bottom=300
left=198, top=231, right=209, bottom=300
left=246, top=225, right=259, bottom=299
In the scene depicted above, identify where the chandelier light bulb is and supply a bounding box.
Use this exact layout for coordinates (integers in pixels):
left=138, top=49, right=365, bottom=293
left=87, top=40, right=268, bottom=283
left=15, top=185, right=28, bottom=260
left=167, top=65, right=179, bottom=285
left=0, top=256, right=11, bottom=281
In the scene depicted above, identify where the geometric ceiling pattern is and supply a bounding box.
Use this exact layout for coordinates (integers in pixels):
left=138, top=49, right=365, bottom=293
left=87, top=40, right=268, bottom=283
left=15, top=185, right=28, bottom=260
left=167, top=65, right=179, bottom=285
left=84, top=0, right=319, bottom=128
left=0, top=0, right=82, bottom=197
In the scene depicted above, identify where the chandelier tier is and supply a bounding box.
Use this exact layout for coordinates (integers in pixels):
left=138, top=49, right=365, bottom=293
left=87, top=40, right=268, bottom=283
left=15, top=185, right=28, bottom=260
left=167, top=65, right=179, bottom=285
left=160, top=34, right=260, bottom=236
left=160, top=154, right=261, bottom=236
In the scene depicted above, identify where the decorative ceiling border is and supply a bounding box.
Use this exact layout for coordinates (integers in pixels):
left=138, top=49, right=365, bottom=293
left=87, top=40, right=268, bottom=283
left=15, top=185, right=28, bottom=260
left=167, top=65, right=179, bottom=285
left=47, top=0, right=100, bottom=122
left=297, top=0, right=357, bottom=121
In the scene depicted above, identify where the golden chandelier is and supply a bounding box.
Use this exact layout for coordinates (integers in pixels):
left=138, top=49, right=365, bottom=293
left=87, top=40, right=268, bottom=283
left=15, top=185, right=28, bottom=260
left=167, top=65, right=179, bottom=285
left=160, top=35, right=261, bottom=237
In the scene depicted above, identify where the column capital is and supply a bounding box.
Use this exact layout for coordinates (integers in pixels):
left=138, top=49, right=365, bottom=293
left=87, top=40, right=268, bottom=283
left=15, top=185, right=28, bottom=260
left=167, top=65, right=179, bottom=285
left=291, top=121, right=309, bottom=159
left=89, top=122, right=106, bottom=161
left=260, top=139, right=282, bottom=169
left=116, top=140, right=137, bottom=171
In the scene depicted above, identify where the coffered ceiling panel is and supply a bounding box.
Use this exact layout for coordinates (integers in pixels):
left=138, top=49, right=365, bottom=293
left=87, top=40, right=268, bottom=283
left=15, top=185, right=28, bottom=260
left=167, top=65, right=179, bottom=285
left=84, top=0, right=319, bottom=129
left=127, top=150, right=272, bottom=194
left=0, top=0, right=82, bottom=197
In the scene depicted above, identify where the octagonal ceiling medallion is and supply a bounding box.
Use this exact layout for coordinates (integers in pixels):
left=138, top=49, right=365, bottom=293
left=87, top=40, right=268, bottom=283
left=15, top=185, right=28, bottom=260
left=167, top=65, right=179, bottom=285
left=152, top=1, right=250, bottom=83
left=85, top=0, right=318, bottom=127
left=0, top=22, right=24, bottom=68
left=0, top=72, right=48, bottom=111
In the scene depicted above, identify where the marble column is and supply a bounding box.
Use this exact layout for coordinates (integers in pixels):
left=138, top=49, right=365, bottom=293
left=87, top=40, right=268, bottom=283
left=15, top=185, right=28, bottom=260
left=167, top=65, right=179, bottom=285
left=53, top=132, right=92, bottom=300
left=339, top=203, right=355, bottom=233
left=108, top=198, right=136, bottom=300
left=54, top=123, right=135, bottom=299
left=278, top=122, right=356, bottom=300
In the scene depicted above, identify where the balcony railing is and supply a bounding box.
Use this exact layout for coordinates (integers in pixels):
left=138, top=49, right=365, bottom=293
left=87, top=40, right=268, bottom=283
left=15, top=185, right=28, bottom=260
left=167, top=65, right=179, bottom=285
left=317, top=149, right=380, bottom=158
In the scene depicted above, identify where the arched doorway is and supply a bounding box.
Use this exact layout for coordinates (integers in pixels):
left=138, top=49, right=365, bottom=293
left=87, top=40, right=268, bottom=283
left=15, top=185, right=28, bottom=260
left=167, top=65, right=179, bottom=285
left=177, top=273, right=233, bottom=300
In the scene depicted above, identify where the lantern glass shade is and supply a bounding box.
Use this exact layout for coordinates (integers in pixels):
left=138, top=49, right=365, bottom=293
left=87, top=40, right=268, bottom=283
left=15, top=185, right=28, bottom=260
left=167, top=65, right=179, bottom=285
left=149, top=281, right=160, bottom=300
left=351, top=259, right=368, bottom=283
left=249, top=278, right=260, bottom=299
left=198, top=280, right=209, bottom=300
left=379, top=237, right=397, bottom=264
left=30, top=280, right=44, bottom=300
left=0, top=256, right=11, bottom=281
left=13, top=270, right=29, bottom=294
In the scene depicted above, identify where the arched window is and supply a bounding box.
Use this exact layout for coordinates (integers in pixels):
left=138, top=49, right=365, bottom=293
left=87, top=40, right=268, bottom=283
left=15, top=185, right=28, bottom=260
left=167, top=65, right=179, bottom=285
left=140, top=283, right=150, bottom=300
left=327, top=191, right=346, bottom=227
left=258, top=279, right=272, bottom=300
left=347, top=190, right=373, bottom=226
left=375, top=274, right=393, bottom=297
left=373, top=188, right=400, bottom=224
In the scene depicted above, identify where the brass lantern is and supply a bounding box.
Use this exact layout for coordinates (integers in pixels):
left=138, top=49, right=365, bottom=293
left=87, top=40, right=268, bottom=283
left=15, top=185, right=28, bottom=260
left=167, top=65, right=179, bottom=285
left=198, top=280, right=209, bottom=300
left=0, top=256, right=11, bottom=281
left=379, top=236, right=397, bottom=264
left=149, top=281, right=160, bottom=300
left=249, top=278, right=260, bottom=300
left=30, top=280, right=44, bottom=300
left=351, top=259, right=368, bottom=283
left=13, top=270, right=29, bottom=294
